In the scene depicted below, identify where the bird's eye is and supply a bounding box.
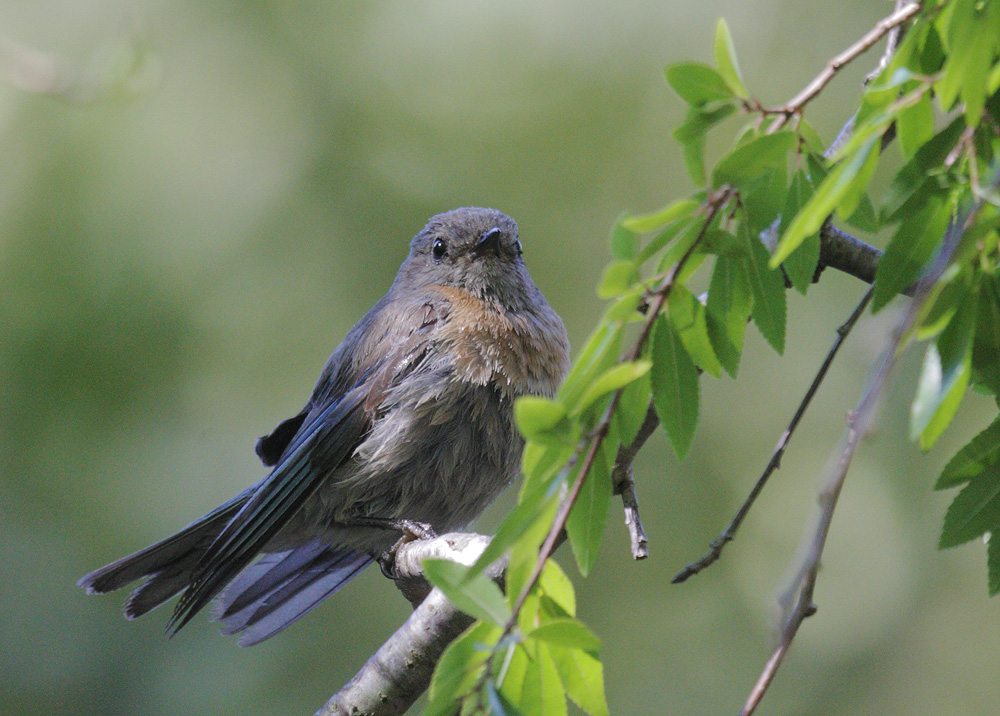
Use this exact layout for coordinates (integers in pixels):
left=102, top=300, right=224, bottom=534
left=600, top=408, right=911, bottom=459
left=514, top=240, right=523, bottom=256
left=432, top=238, right=447, bottom=262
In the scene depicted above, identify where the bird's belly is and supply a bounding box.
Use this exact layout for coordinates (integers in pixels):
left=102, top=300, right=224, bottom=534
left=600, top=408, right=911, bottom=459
left=282, top=378, right=521, bottom=555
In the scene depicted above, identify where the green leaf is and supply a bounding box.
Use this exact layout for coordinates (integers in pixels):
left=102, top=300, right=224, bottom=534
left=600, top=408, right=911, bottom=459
left=469, top=483, right=558, bottom=582
left=872, top=195, right=951, bottom=312
left=739, top=223, right=786, bottom=354
left=713, top=18, right=747, bottom=97
left=428, top=621, right=500, bottom=706
left=897, top=91, right=936, bottom=159
left=548, top=645, right=610, bottom=716
left=844, top=191, right=879, bottom=233
left=423, top=559, right=511, bottom=625
left=712, top=132, right=796, bottom=188
left=538, top=560, right=576, bottom=617
left=741, top=165, right=788, bottom=237
left=833, top=133, right=880, bottom=222
left=774, top=137, right=879, bottom=266
left=559, top=323, right=624, bottom=409
left=488, top=679, right=526, bottom=716
left=624, top=197, right=699, bottom=235
left=780, top=170, right=820, bottom=293
left=911, top=288, right=976, bottom=450
left=575, top=360, right=652, bottom=415
left=972, top=274, right=1000, bottom=392
left=989, top=532, right=1000, bottom=596
left=514, top=397, right=567, bottom=440
left=522, top=643, right=568, bottom=716
left=597, top=260, right=639, bottom=299
left=882, top=115, right=964, bottom=221
left=617, top=369, right=651, bottom=446
left=665, top=63, right=734, bottom=106
left=668, top=284, right=722, bottom=377
left=937, top=416, right=1000, bottom=490
left=609, top=216, right=639, bottom=260
left=674, top=105, right=737, bottom=185
left=934, top=0, right=1000, bottom=124
left=706, top=253, right=752, bottom=377
left=566, top=440, right=613, bottom=576
left=650, top=314, right=700, bottom=457
left=939, top=465, right=1000, bottom=548
left=530, top=618, right=602, bottom=652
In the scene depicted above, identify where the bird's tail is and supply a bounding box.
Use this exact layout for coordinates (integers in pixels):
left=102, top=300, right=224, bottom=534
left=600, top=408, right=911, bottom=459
left=77, top=497, right=246, bottom=619
left=213, top=540, right=373, bottom=646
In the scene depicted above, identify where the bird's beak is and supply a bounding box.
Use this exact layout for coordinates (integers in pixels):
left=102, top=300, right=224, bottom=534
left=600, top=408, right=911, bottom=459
left=473, top=227, right=503, bottom=257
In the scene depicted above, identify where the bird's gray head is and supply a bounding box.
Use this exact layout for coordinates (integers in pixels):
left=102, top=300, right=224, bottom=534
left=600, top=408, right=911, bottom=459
left=394, top=207, right=541, bottom=310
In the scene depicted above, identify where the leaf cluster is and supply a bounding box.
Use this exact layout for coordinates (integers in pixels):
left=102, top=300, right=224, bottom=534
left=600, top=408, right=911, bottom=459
left=422, top=3, right=1000, bottom=713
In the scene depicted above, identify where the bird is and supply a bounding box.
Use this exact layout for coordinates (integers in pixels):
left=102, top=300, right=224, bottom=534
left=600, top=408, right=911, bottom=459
left=78, top=207, right=570, bottom=646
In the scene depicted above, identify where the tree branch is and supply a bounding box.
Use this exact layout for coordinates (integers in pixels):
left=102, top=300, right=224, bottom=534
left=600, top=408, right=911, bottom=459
left=738, top=157, right=1000, bottom=716
left=316, top=533, right=503, bottom=716
left=766, top=2, right=921, bottom=131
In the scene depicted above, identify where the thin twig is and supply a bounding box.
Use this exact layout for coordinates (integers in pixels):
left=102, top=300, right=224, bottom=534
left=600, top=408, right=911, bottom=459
left=505, top=186, right=736, bottom=630
left=739, top=159, right=1000, bottom=716
left=766, top=2, right=921, bottom=133
left=612, top=401, right=660, bottom=559
left=672, top=285, right=874, bottom=583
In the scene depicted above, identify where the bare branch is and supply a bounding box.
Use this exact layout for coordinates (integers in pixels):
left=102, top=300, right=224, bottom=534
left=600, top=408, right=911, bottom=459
left=612, top=401, right=659, bottom=559
left=767, top=2, right=921, bottom=131
left=739, top=158, right=1000, bottom=716
left=672, top=285, right=874, bottom=583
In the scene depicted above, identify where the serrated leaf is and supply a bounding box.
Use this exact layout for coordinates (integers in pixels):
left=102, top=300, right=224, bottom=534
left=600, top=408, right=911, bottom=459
left=617, top=370, right=652, bottom=446
left=739, top=223, right=786, bottom=354
left=712, top=132, right=796, bottom=189
left=989, top=532, right=1000, bottom=596
left=780, top=170, right=820, bottom=293
left=623, top=197, right=699, bottom=234
left=911, top=297, right=975, bottom=450
left=668, top=284, right=722, bottom=377
left=774, top=137, right=879, bottom=266
left=674, top=105, right=737, bottom=185
left=423, top=559, right=511, bottom=625
left=522, top=643, right=567, bottom=716
left=559, top=323, right=624, bottom=409
left=515, top=397, right=567, bottom=440
left=882, top=115, right=965, bottom=221
left=609, top=216, right=639, bottom=260
left=833, top=133, right=880, bottom=222
left=650, top=314, right=700, bottom=457
left=939, top=465, right=1000, bottom=548
left=937, top=416, right=1000, bottom=489
left=741, top=165, right=788, bottom=237
left=872, top=195, right=951, bottom=312
left=845, top=191, right=879, bottom=233
left=713, top=18, right=747, bottom=97
left=597, top=260, right=639, bottom=299
left=665, top=63, right=734, bottom=106
left=566, top=440, right=613, bottom=576
left=538, top=560, right=576, bottom=617
left=575, top=360, right=651, bottom=415
left=897, top=92, right=936, bottom=159
left=530, top=618, right=602, bottom=652
left=972, top=274, right=1000, bottom=392
left=428, top=621, right=500, bottom=706
left=548, top=645, right=610, bottom=716
left=469, top=484, right=558, bottom=582
left=706, top=253, right=752, bottom=377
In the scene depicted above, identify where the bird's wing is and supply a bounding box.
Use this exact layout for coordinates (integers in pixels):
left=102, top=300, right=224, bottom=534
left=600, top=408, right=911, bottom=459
left=167, top=295, right=448, bottom=633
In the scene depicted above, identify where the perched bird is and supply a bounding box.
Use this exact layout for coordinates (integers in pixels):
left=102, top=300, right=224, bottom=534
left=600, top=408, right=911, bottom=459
left=78, top=207, right=570, bottom=646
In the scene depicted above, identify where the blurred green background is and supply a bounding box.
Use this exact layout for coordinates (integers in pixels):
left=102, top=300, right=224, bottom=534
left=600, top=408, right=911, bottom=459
left=2, top=1, right=998, bottom=715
